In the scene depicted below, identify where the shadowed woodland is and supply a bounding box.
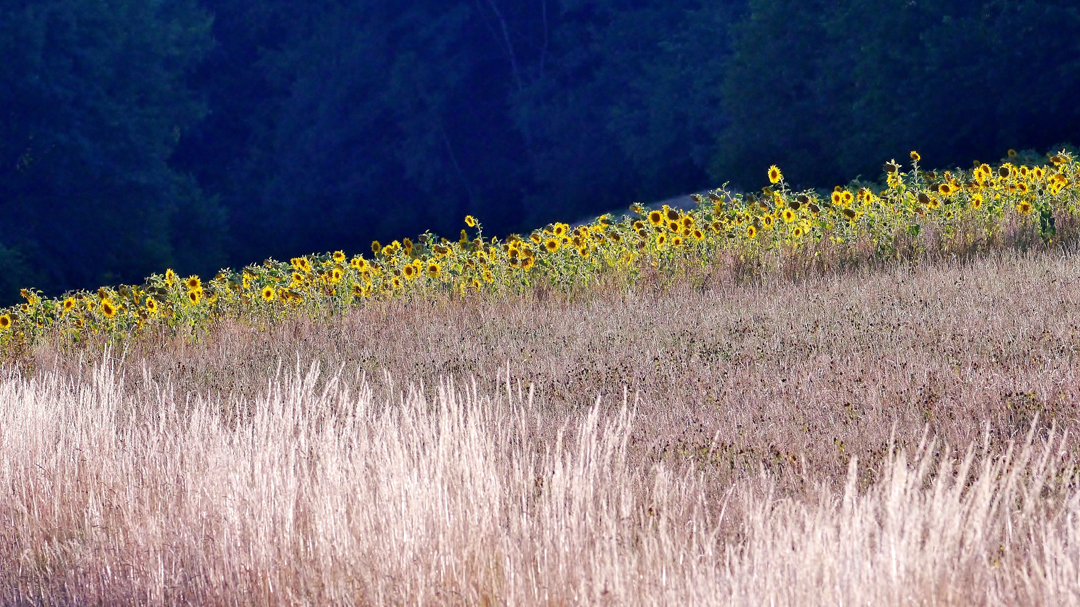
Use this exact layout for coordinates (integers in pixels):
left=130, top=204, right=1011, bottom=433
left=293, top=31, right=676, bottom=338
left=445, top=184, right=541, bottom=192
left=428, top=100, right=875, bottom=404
left=2, top=0, right=1079, bottom=303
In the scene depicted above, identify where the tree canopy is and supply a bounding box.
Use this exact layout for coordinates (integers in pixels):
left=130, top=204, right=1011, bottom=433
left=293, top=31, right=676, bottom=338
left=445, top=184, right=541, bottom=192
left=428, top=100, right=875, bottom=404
left=1, top=0, right=1078, bottom=303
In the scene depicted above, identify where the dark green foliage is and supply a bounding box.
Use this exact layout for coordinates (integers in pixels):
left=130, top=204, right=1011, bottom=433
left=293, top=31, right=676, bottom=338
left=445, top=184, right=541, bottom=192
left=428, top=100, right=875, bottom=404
left=716, top=0, right=1080, bottom=188
left=0, top=0, right=224, bottom=302
left=2, top=0, right=1078, bottom=305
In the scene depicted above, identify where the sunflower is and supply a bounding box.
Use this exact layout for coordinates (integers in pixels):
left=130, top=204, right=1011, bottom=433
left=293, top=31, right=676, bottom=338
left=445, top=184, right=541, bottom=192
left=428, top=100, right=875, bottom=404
left=521, top=256, right=535, bottom=270
left=186, top=290, right=201, bottom=305
left=330, top=267, right=344, bottom=282
left=0, top=315, right=10, bottom=330
left=164, top=269, right=178, bottom=287
left=1017, top=200, right=1033, bottom=215
left=668, top=220, right=681, bottom=233
left=351, top=284, right=364, bottom=297
left=781, top=208, right=796, bottom=223
left=938, top=183, right=954, bottom=196
left=746, top=225, right=757, bottom=239
left=768, top=165, right=783, bottom=184
left=648, top=210, right=663, bottom=226
left=692, top=229, right=704, bottom=241
left=333, top=250, right=346, bottom=263
left=762, top=215, right=774, bottom=230
left=465, top=215, right=476, bottom=228
left=427, top=262, right=441, bottom=278
left=656, top=233, right=667, bottom=246
left=831, top=191, right=843, bottom=206
left=101, top=299, right=117, bottom=318
left=390, top=276, right=403, bottom=290
left=403, top=264, right=418, bottom=280
left=261, top=286, right=276, bottom=302
left=145, top=297, right=158, bottom=314
left=910, top=151, right=921, bottom=162
left=1008, top=149, right=1017, bottom=159
left=483, top=269, right=494, bottom=283
left=371, top=240, right=382, bottom=255
left=671, top=236, right=684, bottom=247
left=971, top=194, right=984, bottom=210
left=62, top=297, right=76, bottom=314
left=841, top=191, right=854, bottom=206
left=792, top=226, right=804, bottom=238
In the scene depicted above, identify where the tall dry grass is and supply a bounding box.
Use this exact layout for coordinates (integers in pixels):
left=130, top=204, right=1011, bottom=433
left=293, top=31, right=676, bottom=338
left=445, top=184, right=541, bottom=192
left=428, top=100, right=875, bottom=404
left=3, top=248, right=1080, bottom=604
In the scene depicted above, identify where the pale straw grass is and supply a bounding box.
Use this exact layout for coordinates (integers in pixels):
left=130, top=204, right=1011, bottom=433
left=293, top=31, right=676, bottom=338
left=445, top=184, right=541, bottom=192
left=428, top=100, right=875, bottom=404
left=2, top=356, right=1079, bottom=605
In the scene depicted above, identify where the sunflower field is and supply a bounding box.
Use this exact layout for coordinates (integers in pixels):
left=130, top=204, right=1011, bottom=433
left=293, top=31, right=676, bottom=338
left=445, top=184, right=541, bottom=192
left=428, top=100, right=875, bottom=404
left=3, top=148, right=1079, bottom=351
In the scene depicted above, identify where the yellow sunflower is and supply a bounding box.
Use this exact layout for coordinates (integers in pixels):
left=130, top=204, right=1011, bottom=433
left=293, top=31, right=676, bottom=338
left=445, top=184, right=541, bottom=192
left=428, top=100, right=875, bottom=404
left=768, top=165, right=783, bottom=184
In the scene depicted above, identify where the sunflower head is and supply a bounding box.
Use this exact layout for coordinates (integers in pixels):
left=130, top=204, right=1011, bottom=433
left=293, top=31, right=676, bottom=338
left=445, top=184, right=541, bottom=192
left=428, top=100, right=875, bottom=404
left=261, top=286, right=276, bottom=302
left=465, top=215, right=476, bottom=228
left=427, top=262, right=441, bottom=278
left=145, top=297, right=158, bottom=313
left=333, top=250, right=346, bottom=263
left=648, top=210, right=663, bottom=226
left=101, top=299, right=117, bottom=318
left=910, top=151, right=921, bottom=162
left=768, top=165, right=783, bottom=184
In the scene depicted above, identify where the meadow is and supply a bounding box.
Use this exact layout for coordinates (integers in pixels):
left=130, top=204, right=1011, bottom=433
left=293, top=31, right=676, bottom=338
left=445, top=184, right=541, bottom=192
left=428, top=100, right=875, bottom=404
left=2, top=150, right=1080, bottom=604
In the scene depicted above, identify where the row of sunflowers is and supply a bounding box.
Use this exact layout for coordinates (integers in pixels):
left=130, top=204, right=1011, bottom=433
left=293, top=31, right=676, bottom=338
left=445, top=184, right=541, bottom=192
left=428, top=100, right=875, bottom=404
left=3, top=149, right=1078, bottom=347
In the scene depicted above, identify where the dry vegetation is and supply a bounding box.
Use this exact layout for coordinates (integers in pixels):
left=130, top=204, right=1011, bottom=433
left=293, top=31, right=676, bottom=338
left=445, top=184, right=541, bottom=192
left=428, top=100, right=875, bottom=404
left=3, top=247, right=1080, bottom=605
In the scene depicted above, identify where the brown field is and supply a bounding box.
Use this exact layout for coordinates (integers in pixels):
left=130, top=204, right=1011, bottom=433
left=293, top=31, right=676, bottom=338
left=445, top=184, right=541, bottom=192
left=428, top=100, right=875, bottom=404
left=3, top=247, right=1080, bottom=605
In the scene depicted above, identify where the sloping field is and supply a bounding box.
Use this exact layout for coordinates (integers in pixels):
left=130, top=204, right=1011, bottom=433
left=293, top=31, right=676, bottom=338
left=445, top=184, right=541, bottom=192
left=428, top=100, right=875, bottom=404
left=3, top=248, right=1080, bottom=605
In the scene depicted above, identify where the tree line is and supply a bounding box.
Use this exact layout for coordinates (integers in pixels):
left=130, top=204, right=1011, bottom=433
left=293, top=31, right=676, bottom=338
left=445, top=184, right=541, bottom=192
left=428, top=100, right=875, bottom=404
left=2, top=0, right=1078, bottom=302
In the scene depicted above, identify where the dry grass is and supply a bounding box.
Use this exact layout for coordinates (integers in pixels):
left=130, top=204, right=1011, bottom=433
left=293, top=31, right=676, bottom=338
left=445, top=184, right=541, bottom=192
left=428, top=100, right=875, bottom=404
left=3, top=248, right=1080, bottom=604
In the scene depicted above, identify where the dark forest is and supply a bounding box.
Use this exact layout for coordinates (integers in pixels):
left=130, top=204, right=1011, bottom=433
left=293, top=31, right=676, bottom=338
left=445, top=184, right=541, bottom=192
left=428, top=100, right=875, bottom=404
left=2, top=0, right=1078, bottom=302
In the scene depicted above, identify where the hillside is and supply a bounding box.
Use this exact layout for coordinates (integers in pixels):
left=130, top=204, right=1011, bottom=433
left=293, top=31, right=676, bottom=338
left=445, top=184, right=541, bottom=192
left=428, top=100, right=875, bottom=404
left=3, top=247, right=1079, bottom=604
